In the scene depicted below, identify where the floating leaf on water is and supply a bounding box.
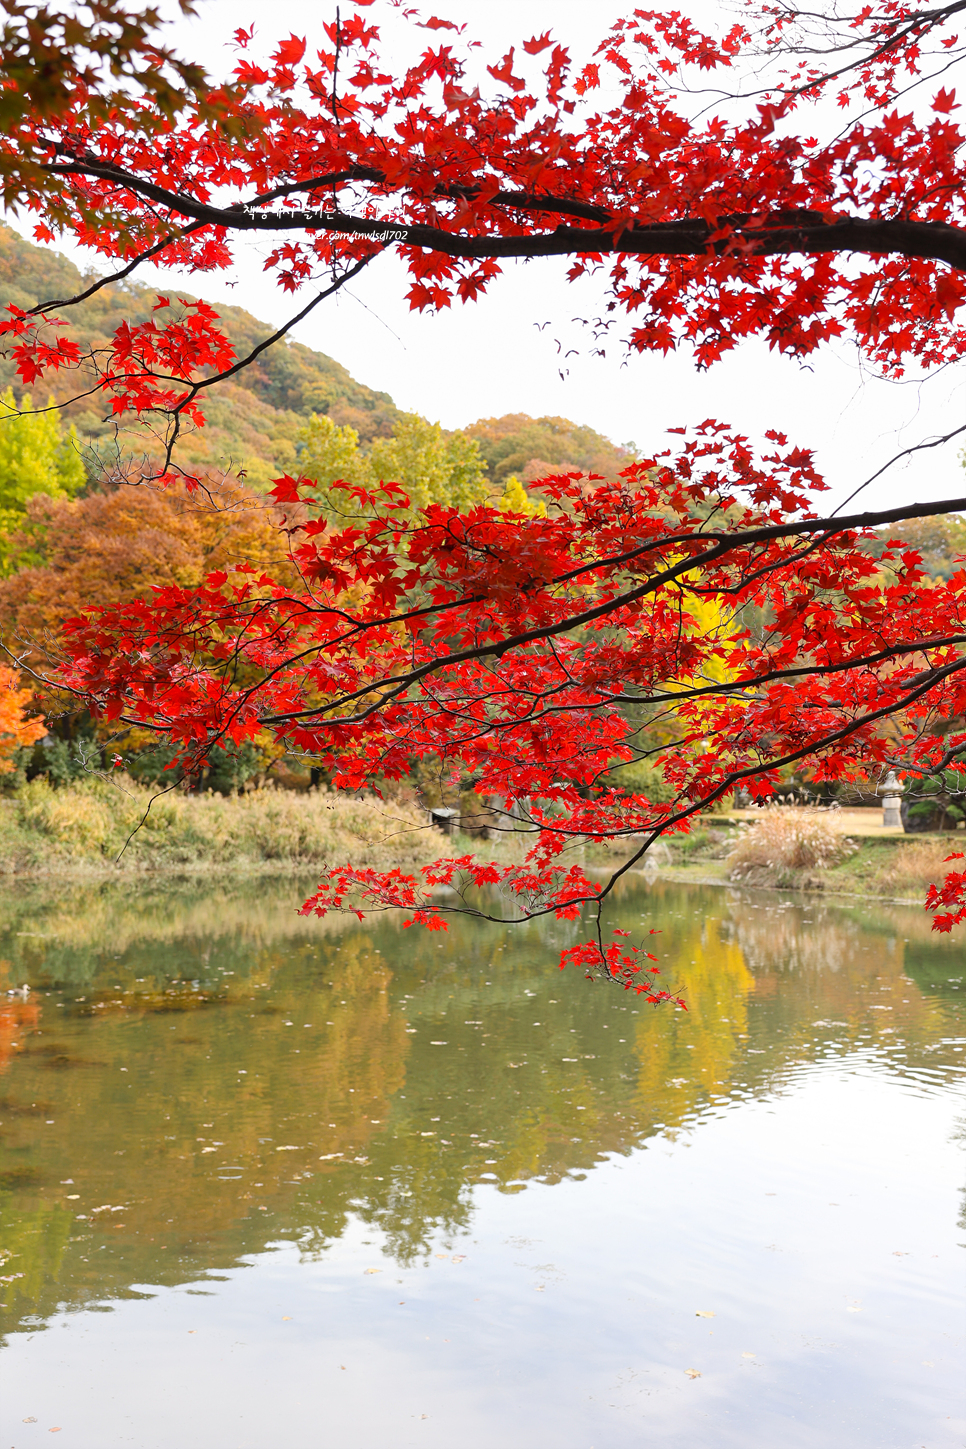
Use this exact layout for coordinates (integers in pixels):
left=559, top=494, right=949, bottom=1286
left=684, top=1369, right=701, bottom=1379
left=364, top=1268, right=381, bottom=1275
left=282, top=1316, right=292, bottom=1321
left=742, top=1352, right=756, bottom=1358
left=695, top=1310, right=715, bottom=1318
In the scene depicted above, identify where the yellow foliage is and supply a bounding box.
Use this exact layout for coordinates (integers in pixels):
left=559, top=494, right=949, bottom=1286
left=497, top=474, right=547, bottom=518
left=632, top=913, right=754, bottom=1118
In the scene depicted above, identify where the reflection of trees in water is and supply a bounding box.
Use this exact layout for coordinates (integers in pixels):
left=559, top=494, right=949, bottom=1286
left=632, top=912, right=753, bottom=1119
left=1, top=878, right=964, bottom=1337
left=0, top=876, right=353, bottom=993
left=0, top=932, right=409, bottom=1334
left=716, top=893, right=954, bottom=1055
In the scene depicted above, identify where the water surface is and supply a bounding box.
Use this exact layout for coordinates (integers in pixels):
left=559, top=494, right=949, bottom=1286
left=0, top=875, right=963, bottom=1447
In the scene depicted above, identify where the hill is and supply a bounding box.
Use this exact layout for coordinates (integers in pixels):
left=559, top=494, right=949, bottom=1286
left=0, top=224, right=635, bottom=490
left=0, top=224, right=403, bottom=486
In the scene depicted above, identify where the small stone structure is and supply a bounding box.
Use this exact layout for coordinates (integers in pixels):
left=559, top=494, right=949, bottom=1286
left=880, top=770, right=904, bottom=829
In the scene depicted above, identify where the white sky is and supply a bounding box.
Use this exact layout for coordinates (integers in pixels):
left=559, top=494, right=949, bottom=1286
left=5, top=0, right=965, bottom=514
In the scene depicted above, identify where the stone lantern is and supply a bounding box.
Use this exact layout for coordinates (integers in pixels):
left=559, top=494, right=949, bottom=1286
left=881, top=770, right=904, bottom=829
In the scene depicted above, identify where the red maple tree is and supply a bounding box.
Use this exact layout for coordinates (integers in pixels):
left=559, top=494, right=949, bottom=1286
left=5, top=0, right=966, bottom=980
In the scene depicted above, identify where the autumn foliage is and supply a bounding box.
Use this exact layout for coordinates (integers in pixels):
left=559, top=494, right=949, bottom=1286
left=4, top=0, right=966, bottom=974
left=0, top=663, right=44, bottom=771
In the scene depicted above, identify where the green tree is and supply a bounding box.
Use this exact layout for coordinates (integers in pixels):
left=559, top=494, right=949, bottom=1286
left=0, top=388, right=85, bottom=569
left=297, top=411, right=489, bottom=521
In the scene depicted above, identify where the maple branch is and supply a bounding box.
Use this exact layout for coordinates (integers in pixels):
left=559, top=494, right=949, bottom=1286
left=252, top=490, right=966, bottom=728
left=756, top=0, right=966, bottom=101
left=38, top=156, right=966, bottom=273
left=27, top=219, right=208, bottom=317
left=172, top=251, right=378, bottom=410
left=290, top=647, right=966, bottom=929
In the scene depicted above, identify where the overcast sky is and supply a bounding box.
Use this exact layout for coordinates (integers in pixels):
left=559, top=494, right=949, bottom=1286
left=6, top=0, right=964, bottom=514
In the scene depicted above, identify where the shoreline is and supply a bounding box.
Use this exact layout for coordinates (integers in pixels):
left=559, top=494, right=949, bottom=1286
left=0, top=840, right=939, bottom=910
left=0, top=782, right=951, bottom=907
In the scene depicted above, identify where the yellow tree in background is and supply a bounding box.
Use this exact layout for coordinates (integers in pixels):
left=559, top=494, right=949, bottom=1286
left=0, top=389, right=85, bottom=571
left=497, top=475, right=547, bottom=518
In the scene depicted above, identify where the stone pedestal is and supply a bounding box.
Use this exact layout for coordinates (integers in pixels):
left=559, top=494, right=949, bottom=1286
left=881, top=770, right=904, bottom=829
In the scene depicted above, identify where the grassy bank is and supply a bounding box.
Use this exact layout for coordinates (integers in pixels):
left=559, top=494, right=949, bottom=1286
left=3, top=781, right=957, bottom=901
left=657, top=816, right=960, bottom=901
left=0, top=777, right=499, bottom=876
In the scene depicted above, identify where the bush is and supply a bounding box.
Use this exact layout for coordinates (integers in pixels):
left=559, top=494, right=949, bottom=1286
left=728, top=808, right=853, bottom=885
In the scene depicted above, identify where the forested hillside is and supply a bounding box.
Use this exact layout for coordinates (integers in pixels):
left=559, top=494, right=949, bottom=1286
left=0, top=223, right=403, bottom=485
left=0, top=224, right=634, bottom=491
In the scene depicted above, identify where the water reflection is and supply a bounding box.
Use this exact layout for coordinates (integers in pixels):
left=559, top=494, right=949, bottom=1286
left=0, top=875, right=963, bottom=1339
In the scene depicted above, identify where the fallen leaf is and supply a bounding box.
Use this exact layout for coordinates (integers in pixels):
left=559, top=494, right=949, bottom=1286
left=742, top=1352, right=756, bottom=1359
left=23, top=1418, right=37, bottom=1424
left=695, top=1310, right=715, bottom=1318
left=435, top=1253, right=448, bottom=1259
left=452, top=1255, right=466, bottom=1263
left=685, top=1369, right=701, bottom=1379
left=282, top=1316, right=292, bottom=1321
left=364, top=1268, right=381, bottom=1275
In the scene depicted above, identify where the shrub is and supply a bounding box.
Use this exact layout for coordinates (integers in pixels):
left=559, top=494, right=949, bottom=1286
left=728, top=809, right=852, bottom=885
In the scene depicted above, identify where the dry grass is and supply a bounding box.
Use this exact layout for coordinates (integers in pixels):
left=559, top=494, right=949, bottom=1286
left=0, top=776, right=456, bottom=875
left=868, top=837, right=963, bottom=896
left=728, top=809, right=853, bottom=885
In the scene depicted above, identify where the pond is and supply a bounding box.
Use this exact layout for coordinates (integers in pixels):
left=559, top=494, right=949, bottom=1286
left=0, top=874, right=963, bottom=1448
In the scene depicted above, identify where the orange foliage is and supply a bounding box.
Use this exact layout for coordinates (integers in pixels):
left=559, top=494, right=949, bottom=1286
left=0, top=482, right=289, bottom=664
left=0, top=664, right=44, bottom=770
